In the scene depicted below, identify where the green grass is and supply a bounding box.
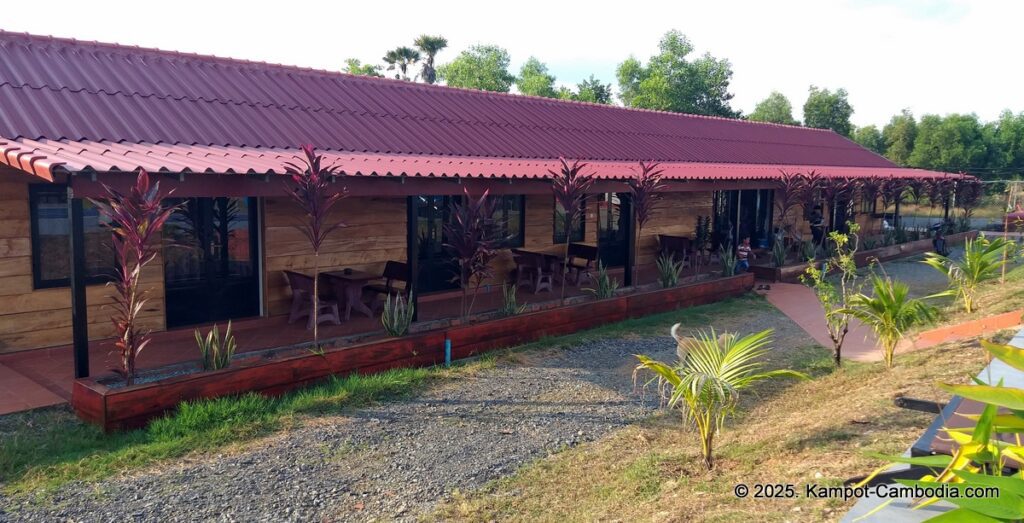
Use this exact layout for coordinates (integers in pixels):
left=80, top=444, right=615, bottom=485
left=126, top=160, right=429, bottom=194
left=0, top=362, right=489, bottom=498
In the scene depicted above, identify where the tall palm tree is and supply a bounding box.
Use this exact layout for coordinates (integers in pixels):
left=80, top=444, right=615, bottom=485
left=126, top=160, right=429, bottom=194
left=414, top=35, right=448, bottom=84
left=634, top=328, right=807, bottom=470
left=838, top=274, right=936, bottom=368
left=383, top=46, right=421, bottom=81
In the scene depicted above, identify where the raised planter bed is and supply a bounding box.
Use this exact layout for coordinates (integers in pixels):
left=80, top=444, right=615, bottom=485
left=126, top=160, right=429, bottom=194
left=73, top=272, right=754, bottom=431
left=750, top=230, right=979, bottom=283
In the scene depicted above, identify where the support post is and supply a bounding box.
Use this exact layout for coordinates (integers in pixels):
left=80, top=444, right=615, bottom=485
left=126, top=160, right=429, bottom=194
left=894, top=199, right=902, bottom=229
left=406, top=195, right=420, bottom=322
left=623, top=193, right=635, bottom=287
left=68, top=189, right=90, bottom=379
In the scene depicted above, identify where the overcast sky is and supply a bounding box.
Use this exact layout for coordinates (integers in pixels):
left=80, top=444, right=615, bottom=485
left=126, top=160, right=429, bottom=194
left=4, top=0, right=1019, bottom=128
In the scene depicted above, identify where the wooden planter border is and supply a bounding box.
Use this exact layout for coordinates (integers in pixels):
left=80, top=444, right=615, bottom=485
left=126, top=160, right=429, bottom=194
left=750, top=231, right=979, bottom=283
left=73, top=273, right=754, bottom=431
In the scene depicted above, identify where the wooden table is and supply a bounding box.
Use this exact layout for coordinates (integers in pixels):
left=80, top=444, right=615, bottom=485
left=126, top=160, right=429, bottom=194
left=323, top=270, right=377, bottom=321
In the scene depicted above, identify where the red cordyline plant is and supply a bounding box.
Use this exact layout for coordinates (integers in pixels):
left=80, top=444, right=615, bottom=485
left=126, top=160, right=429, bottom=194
left=549, top=157, right=596, bottom=304
left=955, top=174, right=984, bottom=215
left=775, top=171, right=807, bottom=230
left=443, top=188, right=499, bottom=318
left=821, top=177, right=859, bottom=232
left=284, top=144, right=348, bottom=345
left=799, top=170, right=826, bottom=220
left=628, top=161, right=665, bottom=286
left=91, top=170, right=178, bottom=385
left=859, top=177, right=883, bottom=235
left=879, top=176, right=907, bottom=217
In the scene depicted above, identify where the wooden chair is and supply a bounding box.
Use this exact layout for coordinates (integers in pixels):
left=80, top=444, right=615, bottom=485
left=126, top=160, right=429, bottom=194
left=284, top=270, right=341, bottom=330
left=366, top=261, right=410, bottom=311
left=657, top=235, right=692, bottom=268
left=512, top=250, right=553, bottom=294
left=562, top=243, right=599, bottom=285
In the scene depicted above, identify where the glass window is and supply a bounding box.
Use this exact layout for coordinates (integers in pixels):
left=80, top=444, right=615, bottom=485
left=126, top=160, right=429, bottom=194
left=553, top=198, right=586, bottom=244
left=492, top=195, right=525, bottom=248
left=29, top=185, right=114, bottom=288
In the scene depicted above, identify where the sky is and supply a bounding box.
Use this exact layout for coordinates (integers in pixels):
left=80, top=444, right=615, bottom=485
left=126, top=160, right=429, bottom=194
left=3, top=0, right=1020, bottom=128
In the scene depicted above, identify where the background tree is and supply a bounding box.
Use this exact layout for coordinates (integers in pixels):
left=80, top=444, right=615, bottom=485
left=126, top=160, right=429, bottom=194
left=908, top=114, right=988, bottom=174
left=749, top=91, right=799, bottom=125
left=882, top=109, right=917, bottom=166
left=558, top=75, right=614, bottom=104
left=803, top=86, right=854, bottom=136
left=516, top=57, right=558, bottom=98
left=985, top=110, right=1024, bottom=175
left=414, top=35, right=448, bottom=85
left=383, top=46, right=421, bottom=81
left=616, top=30, right=739, bottom=118
left=853, top=125, right=885, bottom=154
left=437, top=44, right=515, bottom=92
left=343, top=58, right=382, bottom=77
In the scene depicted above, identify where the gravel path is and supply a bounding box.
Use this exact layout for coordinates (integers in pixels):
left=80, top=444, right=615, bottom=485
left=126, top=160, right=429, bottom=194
left=1, top=305, right=804, bottom=523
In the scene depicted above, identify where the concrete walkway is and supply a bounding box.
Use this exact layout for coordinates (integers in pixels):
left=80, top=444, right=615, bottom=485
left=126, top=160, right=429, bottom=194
left=762, top=282, right=883, bottom=362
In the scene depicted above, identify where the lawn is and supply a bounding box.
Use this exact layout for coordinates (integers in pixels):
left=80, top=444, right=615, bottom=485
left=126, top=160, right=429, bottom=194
left=432, top=338, right=991, bottom=522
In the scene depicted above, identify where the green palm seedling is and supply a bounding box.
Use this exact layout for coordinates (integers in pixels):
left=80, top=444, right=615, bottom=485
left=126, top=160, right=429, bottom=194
left=634, top=328, right=808, bottom=470
left=922, top=236, right=1011, bottom=314
left=838, top=274, right=936, bottom=369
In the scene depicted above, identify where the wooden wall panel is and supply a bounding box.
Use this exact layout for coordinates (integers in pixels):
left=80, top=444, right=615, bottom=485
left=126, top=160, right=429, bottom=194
left=263, top=196, right=409, bottom=316
left=636, top=191, right=714, bottom=267
left=0, top=169, right=166, bottom=353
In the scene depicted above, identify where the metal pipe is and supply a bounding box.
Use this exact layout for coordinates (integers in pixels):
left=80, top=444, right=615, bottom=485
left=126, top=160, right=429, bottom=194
left=444, top=338, right=452, bottom=367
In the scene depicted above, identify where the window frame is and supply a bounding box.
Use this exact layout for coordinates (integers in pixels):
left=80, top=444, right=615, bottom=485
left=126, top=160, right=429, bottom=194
left=29, top=184, right=114, bottom=290
left=491, top=195, right=526, bottom=249
left=552, top=197, right=586, bottom=244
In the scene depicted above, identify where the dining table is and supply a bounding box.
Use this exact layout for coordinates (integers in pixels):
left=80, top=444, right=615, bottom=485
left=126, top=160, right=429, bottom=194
left=323, top=269, right=378, bottom=321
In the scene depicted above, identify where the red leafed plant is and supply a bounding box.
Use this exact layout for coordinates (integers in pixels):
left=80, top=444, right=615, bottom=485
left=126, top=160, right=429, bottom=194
left=284, top=144, right=348, bottom=344
left=628, top=161, right=665, bottom=286
left=443, top=188, right=499, bottom=318
left=549, top=158, right=596, bottom=304
left=91, top=170, right=178, bottom=385
left=822, top=177, right=860, bottom=232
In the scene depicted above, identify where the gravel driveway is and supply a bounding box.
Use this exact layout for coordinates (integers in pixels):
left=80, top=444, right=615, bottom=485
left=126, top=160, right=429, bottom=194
left=1, top=303, right=805, bottom=523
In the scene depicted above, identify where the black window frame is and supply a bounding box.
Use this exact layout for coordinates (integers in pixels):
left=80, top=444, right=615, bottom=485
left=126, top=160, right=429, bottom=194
left=491, top=195, right=526, bottom=249
left=29, top=184, right=115, bottom=290
left=553, top=197, right=586, bottom=244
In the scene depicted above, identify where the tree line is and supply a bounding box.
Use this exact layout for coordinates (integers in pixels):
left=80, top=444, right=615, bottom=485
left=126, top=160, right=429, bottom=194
left=344, top=31, right=1023, bottom=180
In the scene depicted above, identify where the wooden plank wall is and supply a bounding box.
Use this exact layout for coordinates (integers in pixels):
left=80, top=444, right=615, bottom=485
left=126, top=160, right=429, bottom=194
left=0, top=170, right=164, bottom=353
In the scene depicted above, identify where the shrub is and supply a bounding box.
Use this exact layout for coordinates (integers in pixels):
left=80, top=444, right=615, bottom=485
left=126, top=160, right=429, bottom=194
left=634, top=328, right=807, bottom=469
left=719, top=244, right=736, bottom=277
left=382, top=293, right=414, bottom=336
left=800, top=223, right=862, bottom=369
left=856, top=339, right=1024, bottom=520
left=656, top=253, right=683, bottom=288
left=771, top=236, right=787, bottom=267
left=837, top=273, right=937, bottom=368
left=498, top=283, right=527, bottom=317
left=195, top=322, right=236, bottom=371
left=922, top=235, right=1012, bottom=314
left=585, top=262, right=619, bottom=299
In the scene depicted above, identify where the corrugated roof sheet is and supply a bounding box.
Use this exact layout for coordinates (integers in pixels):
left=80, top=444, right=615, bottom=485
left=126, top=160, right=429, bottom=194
left=0, top=31, right=898, bottom=170
left=0, top=138, right=953, bottom=182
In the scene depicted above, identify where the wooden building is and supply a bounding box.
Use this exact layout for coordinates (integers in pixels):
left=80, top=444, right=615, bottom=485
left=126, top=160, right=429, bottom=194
left=0, top=31, right=953, bottom=370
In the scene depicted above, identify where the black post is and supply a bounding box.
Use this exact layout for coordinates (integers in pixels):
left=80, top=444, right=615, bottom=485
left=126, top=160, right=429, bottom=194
left=894, top=199, right=902, bottom=228
left=623, top=193, right=635, bottom=287
left=406, top=195, right=420, bottom=322
left=68, top=190, right=90, bottom=379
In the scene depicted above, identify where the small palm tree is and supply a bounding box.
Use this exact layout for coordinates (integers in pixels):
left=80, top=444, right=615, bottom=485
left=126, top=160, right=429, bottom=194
left=634, top=328, right=807, bottom=470
left=922, top=236, right=1012, bottom=314
left=838, top=274, right=936, bottom=368
left=414, top=35, right=448, bottom=84
left=383, top=46, right=421, bottom=81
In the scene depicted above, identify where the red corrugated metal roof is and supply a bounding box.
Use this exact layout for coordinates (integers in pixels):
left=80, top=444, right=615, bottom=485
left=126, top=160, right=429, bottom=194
left=0, top=138, right=954, bottom=183
left=0, top=31, right=899, bottom=172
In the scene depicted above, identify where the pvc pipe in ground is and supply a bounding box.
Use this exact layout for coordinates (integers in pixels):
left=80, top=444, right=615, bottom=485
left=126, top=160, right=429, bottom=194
left=444, top=338, right=451, bottom=367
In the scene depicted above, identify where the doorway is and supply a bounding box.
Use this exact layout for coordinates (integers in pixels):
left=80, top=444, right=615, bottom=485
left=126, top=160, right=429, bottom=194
left=597, top=192, right=631, bottom=267
left=163, top=197, right=260, bottom=329
left=416, top=195, right=461, bottom=294
left=713, top=189, right=774, bottom=249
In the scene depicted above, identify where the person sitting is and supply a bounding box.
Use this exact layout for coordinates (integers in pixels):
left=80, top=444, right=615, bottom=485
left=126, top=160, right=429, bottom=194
left=809, top=206, right=825, bottom=249
left=736, top=236, right=754, bottom=272
left=932, top=229, right=950, bottom=256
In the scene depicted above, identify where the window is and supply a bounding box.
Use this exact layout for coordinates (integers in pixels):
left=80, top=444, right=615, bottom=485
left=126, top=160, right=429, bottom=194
left=861, top=196, right=877, bottom=215
left=492, top=195, right=525, bottom=248
left=553, top=197, right=586, bottom=244
left=29, top=184, right=114, bottom=289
